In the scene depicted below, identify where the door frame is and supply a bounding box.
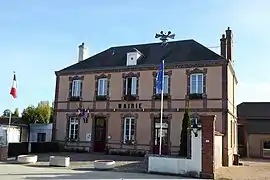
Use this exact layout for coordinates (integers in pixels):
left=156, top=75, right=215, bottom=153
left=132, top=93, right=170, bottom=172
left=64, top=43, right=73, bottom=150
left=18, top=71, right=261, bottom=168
left=150, top=113, right=172, bottom=154
left=91, top=113, right=109, bottom=152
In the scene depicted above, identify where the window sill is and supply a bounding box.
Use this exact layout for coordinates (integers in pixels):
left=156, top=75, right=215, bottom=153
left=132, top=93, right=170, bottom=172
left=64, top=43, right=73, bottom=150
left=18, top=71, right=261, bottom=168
left=188, top=93, right=205, bottom=100
left=123, top=95, right=138, bottom=101
left=69, top=96, right=82, bottom=101
left=122, top=140, right=136, bottom=145
left=153, top=94, right=170, bottom=100
left=95, top=95, right=108, bottom=101
left=66, top=138, right=80, bottom=142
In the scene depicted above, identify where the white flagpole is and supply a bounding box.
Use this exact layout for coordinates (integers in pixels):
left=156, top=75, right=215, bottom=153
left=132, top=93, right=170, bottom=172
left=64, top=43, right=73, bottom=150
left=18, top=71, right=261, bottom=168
left=7, top=108, right=12, bottom=144
left=159, top=60, right=164, bottom=155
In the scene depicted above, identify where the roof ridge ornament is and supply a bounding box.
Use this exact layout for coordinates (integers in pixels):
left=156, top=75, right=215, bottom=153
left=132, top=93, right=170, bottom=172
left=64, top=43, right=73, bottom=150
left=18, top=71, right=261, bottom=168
left=155, top=31, right=175, bottom=46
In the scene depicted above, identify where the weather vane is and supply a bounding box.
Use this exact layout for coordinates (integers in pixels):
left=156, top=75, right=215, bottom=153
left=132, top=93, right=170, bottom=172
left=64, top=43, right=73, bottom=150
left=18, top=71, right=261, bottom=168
left=155, top=31, right=175, bottom=46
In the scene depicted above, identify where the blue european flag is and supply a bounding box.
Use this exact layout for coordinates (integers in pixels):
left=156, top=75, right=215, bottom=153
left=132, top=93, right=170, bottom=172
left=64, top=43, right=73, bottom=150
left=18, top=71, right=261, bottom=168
left=156, top=60, right=165, bottom=94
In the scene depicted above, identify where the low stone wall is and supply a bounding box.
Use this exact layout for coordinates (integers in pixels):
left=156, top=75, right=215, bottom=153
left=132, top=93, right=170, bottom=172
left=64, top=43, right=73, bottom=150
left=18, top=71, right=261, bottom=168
left=148, top=155, right=201, bottom=177
left=0, top=146, right=8, bottom=161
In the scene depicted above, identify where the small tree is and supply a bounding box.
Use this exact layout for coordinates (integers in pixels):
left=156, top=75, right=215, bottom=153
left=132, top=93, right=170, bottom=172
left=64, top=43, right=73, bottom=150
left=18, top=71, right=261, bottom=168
left=21, top=105, right=38, bottom=124
left=179, top=101, right=190, bottom=157
left=2, top=109, right=11, bottom=117
left=22, top=101, right=52, bottom=124
left=36, top=102, right=51, bottom=124
left=12, top=108, right=20, bottom=117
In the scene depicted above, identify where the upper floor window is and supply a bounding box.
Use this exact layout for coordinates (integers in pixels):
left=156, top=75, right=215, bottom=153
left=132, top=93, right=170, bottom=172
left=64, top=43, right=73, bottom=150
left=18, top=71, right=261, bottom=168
left=125, top=77, right=137, bottom=96
left=123, top=117, right=135, bottom=144
left=190, top=73, right=203, bottom=94
left=72, top=79, right=82, bottom=97
left=155, top=75, right=169, bottom=94
left=98, top=78, right=108, bottom=96
left=69, top=117, right=79, bottom=141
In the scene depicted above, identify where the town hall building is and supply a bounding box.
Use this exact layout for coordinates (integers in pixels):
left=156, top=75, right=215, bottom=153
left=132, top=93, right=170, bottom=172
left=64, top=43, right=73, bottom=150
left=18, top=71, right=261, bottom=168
left=53, top=27, right=237, bottom=166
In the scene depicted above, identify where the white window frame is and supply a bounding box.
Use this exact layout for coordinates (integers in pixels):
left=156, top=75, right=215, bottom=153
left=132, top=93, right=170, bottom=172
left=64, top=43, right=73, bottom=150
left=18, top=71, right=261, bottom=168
left=156, top=75, right=169, bottom=94
left=97, top=78, right=108, bottom=96
left=69, top=117, right=79, bottom=140
left=190, top=73, right=204, bottom=94
left=123, top=117, right=135, bottom=144
left=125, top=77, right=137, bottom=95
left=71, top=80, right=82, bottom=97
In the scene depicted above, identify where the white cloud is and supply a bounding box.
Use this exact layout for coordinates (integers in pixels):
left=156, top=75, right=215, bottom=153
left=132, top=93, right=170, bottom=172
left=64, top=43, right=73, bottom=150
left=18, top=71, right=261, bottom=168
left=236, top=81, right=270, bottom=104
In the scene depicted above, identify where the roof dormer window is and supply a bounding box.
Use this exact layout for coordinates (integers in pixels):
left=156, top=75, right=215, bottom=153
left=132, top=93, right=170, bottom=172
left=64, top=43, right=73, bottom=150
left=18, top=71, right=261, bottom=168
left=126, top=51, right=141, bottom=66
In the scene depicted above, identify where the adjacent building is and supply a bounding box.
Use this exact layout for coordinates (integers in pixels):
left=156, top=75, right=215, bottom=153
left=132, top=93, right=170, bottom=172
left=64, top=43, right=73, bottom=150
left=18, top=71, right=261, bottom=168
left=0, top=117, right=28, bottom=144
left=53, top=27, right=238, bottom=166
left=237, top=102, right=270, bottom=158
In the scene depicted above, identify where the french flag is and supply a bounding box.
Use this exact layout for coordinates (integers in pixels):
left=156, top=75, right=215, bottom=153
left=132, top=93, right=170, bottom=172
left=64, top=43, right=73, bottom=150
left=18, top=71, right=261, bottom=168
left=10, top=72, right=17, bottom=99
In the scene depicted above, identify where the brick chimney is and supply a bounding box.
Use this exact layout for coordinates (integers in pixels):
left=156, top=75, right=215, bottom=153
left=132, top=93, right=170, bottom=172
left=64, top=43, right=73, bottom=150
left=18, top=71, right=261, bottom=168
left=220, top=34, right=227, bottom=59
left=225, top=27, right=233, bottom=62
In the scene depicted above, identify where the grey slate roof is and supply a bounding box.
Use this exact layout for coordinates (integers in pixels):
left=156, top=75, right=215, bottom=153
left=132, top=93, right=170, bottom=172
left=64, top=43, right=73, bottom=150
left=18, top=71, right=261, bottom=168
left=237, top=102, right=270, bottom=119
left=57, top=39, right=224, bottom=73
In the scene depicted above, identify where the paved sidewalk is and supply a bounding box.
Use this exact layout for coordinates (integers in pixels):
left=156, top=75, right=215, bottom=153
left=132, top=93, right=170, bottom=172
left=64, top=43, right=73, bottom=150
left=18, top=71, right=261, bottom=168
left=215, top=158, right=270, bottom=180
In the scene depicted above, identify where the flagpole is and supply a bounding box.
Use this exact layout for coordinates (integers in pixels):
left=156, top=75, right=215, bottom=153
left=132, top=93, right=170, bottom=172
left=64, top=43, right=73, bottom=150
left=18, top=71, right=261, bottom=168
left=7, top=71, right=16, bottom=145
left=7, top=108, right=12, bottom=144
left=159, top=60, right=164, bottom=155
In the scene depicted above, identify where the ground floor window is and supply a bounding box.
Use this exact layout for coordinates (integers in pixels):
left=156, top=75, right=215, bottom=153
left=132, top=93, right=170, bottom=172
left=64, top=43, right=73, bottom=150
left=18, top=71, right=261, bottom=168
left=264, top=141, right=270, bottom=149
left=123, top=117, right=135, bottom=144
left=69, top=117, right=79, bottom=140
left=263, top=140, right=270, bottom=157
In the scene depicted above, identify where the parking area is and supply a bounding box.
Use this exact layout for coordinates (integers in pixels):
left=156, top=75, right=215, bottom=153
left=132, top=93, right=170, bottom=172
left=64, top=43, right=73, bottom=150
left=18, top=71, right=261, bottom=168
left=27, top=152, right=146, bottom=173
left=0, top=152, right=195, bottom=179
left=4, top=153, right=270, bottom=179
left=215, top=158, right=270, bottom=180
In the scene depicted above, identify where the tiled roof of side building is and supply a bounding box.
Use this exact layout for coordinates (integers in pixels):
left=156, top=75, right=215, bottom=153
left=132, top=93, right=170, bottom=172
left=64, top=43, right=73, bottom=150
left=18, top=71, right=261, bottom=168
left=0, top=117, right=27, bottom=126
left=237, top=102, right=270, bottom=119
left=56, top=39, right=224, bottom=74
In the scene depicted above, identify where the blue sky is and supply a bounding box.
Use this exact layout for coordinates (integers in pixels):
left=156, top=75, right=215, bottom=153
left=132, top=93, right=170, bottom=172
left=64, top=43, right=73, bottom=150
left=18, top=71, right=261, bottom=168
left=0, top=0, right=269, bottom=115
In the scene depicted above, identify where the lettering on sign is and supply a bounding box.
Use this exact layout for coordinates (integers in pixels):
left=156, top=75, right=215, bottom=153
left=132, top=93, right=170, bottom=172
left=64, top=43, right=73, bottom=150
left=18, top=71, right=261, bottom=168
left=118, top=103, right=142, bottom=109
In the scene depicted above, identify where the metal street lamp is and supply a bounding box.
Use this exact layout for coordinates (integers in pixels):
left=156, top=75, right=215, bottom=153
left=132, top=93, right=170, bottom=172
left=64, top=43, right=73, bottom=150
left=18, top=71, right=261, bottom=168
left=189, top=114, right=202, bottom=137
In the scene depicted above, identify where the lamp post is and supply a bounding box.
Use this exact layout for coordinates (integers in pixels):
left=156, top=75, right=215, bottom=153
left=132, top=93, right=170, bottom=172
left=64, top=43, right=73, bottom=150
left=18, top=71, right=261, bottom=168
left=77, top=108, right=90, bottom=123
left=189, top=114, right=202, bottom=137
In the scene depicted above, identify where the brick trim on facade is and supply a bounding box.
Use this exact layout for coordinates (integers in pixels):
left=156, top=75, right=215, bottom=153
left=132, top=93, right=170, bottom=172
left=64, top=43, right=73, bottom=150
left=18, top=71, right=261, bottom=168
left=90, top=113, right=110, bottom=152
left=120, top=113, right=139, bottom=147
left=149, top=113, right=172, bottom=154
left=200, top=115, right=216, bottom=179
left=122, top=72, right=140, bottom=101
left=186, top=68, right=208, bottom=108
left=151, top=70, right=172, bottom=109
left=0, top=147, right=8, bottom=161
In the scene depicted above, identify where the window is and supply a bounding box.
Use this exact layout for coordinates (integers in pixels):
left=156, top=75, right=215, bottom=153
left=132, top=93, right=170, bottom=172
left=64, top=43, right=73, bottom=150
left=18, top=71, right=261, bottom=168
left=156, top=75, right=169, bottom=94
left=125, top=77, right=137, bottom=96
left=37, top=133, right=46, bottom=142
left=69, top=117, right=79, bottom=140
left=123, top=117, right=135, bottom=144
left=71, top=80, right=82, bottom=97
left=264, top=141, right=270, bottom=150
left=190, top=73, right=203, bottom=94
left=98, top=78, right=108, bottom=96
